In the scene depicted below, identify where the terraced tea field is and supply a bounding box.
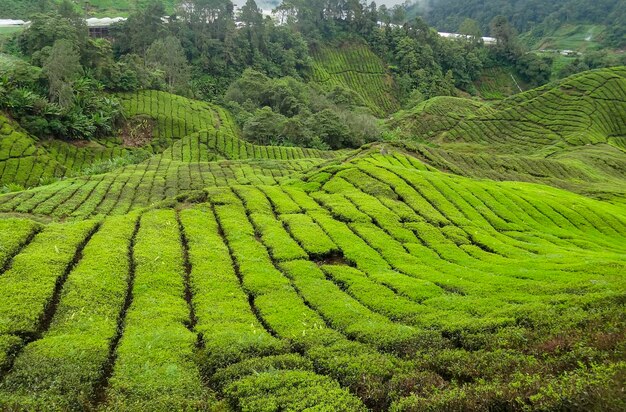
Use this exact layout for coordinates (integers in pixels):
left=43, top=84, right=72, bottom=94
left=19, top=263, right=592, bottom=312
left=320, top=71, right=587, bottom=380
left=390, top=67, right=626, bottom=204
left=1, top=90, right=333, bottom=190
left=0, top=67, right=625, bottom=411
left=311, top=42, right=400, bottom=116
left=393, top=68, right=626, bottom=155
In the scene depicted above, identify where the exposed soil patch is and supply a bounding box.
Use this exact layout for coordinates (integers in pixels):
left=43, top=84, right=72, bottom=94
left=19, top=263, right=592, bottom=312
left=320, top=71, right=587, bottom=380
left=120, top=115, right=154, bottom=147
left=312, top=250, right=351, bottom=266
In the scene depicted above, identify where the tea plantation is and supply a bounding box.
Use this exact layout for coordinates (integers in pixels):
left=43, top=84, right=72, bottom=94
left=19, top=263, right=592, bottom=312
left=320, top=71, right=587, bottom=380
left=311, top=41, right=401, bottom=117
left=0, top=68, right=625, bottom=411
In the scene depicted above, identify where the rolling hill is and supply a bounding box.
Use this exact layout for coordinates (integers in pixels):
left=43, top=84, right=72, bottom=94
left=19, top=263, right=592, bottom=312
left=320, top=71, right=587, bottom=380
left=0, top=145, right=624, bottom=410
left=388, top=67, right=626, bottom=203
left=0, top=67, right=625, bottom=410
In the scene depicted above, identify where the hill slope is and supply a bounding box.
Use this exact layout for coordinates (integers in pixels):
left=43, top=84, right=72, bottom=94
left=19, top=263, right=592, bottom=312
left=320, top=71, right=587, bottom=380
left=393, top=67, right=626, bottom=154
left=388, top=67, right=626, bottom=202
left=0, top=68, right=625, bottom=410
left=0, top=148, right=625, bottom=410
left=311, top=42, right=400, bottom=117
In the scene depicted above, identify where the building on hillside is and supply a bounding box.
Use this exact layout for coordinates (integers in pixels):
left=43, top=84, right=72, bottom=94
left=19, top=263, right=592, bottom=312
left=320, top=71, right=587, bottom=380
left=438, top=32, right=497, bottom=45
left=0, top=19, right=28, bottom=28
left=86, top=17, right=126, bottom=38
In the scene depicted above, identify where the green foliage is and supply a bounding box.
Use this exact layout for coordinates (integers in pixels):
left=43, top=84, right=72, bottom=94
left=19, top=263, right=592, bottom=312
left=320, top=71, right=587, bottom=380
left=225, top=370, right=366, bottom=411
left=0, top=214, right=136, bottom=410
left=0, top=218, right=40, bottom=269
left=390, top=67, right=626, bottom=158
left=211, top=354, right=313, bottom=390
left=1, top=49, right=122, bottom=140
left=17, top=12, right=87, bottom=58
left=0, top=154, right=328, bottom=219
left=43, top=39, right=82, bottom=108
left=407, top=0, right=624, bottom=42
left=0, top=110, right=152, bottom=189
left=474, top=66, right=523, bottom=99
left=0, top=4, right=624, bottom=406
left=280, top=212, right=338, bottom=256
left=0, top=139, right=624, bottom=408
left=117, top=89, right=223, bottom=149
left=78, top=150, right=151, bottom=175
left=104, top=209, right=211, bottom=410
left=180, top=207, right=286, bottom=375
left=225, top=68, right=382, bottom=149
left=145, top=36, right=190, bottom=94
left=0, top=219, right=97, bottom=369
left=557, top=49, right=626, bottom=79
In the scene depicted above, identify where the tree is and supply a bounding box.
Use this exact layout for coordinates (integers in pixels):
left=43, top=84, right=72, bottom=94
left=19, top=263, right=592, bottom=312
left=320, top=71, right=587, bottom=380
left=378, top=4, right=390, bottom=25
left=459, top=18, right=482, bottom=44
left=490, top=15, right=519, bottom=60
left=516, top=53, right=553, bottom=86
left=146, top=36, right=191, bottom=93
left=111, top=0, right=167, bottom=56
left=310, top=109, right=350, bottom=149
left=57, top=0, right=83, bottom=26
left=243, top=106, right=285, bottom=145
left=391, top=5, right=406, bottom=25
left=19, top=13, right=86, bottom=58
left=239, top=0, right=265, bottom=63
left=43, top=39, right=82, bottom=108
left=273, top=1, right=298, bottom=25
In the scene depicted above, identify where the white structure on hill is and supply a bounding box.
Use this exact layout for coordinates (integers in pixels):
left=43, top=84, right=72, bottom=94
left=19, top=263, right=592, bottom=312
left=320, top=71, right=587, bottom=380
left=438, top=32, right=497, bottom=45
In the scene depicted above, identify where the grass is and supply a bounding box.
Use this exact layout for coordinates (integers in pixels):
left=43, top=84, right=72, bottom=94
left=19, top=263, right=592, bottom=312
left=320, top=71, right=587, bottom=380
left=0, top=67, right=625, bottom=410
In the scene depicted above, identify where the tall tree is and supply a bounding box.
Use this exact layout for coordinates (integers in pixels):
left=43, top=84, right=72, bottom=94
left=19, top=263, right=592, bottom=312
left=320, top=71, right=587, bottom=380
left=459, top=18, right=482, bottom=44
left=19, top=12, right=86, bottom=58
left=391, top=4, right=406, bottom=25
left=146, top=36, right=190, bottom=93
left=112, top=0, right=167, bottom=56
left=43, top=39, right=82, bottom=108
left=490, top=15, right=519, bottom=60
left=239, top=0, right=265, bottom=62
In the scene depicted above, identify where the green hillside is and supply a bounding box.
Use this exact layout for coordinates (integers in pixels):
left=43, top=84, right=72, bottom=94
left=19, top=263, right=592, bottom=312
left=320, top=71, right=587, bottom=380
left=311, top=42, right=400, bottom=117
left=388, top=67, right=626, bottom=202
left=0, top=114, right=63, bottom=189
left=1, top=66, right=625, bottom=410
left=0, top=114, right=139, bottom=190
left=0, top=146, right=624, bottom=410
left=397, top=67, right=626, bottom=154
left=475, top=67, right=526, bottom=100
left=117, top=90, right=229, bottom=150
